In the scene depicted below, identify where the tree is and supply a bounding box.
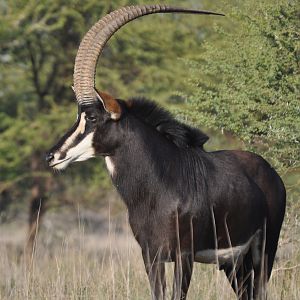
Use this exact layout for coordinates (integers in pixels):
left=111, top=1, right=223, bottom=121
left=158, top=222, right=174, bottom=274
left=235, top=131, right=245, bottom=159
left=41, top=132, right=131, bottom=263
left=185, top=0, right=299, bottom=170
left=0, top=0, right=217, bottom=200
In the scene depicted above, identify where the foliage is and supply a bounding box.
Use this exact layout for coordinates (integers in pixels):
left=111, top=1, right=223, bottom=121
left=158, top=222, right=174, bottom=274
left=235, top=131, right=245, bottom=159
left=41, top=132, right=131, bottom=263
left=0, top=0, right=299, bottom=209
left=0, top=0, right=218, bottom=204
left=185, top=0, right=300, bottom=170
left=0, top=2, right=299, bottom=298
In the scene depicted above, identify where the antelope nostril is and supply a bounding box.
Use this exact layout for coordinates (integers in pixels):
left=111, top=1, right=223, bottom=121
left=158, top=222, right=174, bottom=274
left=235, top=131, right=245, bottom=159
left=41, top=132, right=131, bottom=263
left=46, top=152, right=54, bottom=163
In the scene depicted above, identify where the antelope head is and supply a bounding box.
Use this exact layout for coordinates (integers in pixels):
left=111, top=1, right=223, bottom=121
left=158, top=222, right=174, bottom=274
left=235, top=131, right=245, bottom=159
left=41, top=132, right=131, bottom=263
left=46, top=5, right=223, bottom=170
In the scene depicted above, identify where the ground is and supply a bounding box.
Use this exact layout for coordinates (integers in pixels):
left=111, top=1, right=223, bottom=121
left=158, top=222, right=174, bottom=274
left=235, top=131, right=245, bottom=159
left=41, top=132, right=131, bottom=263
left=0, top=202, right=299, bottom=299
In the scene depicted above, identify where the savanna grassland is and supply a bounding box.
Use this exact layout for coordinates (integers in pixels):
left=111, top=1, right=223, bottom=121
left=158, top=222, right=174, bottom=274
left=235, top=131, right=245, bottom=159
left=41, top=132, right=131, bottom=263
left=0, top=0, right=299, bottom=299
left=0, top=189, right=300, bottom=300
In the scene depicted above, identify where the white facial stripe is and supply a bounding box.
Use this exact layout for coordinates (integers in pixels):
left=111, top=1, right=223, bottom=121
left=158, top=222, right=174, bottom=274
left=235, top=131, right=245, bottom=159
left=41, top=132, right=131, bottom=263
left=60, top=112, right=86, bottom=153
left=105, top=157, right=115, bottom=176
left=66, top=132, right=95, bottom=161
left=52, top=132, right=95, bottom=170
left=195, top=234, right=255, bottom=265
left=51, top=123, right=96, bottom=172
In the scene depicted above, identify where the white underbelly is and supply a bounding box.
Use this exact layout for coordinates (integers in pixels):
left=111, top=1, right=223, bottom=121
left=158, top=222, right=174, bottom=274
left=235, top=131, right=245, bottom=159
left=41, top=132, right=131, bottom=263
left=195, top=232, right=258, bottom=265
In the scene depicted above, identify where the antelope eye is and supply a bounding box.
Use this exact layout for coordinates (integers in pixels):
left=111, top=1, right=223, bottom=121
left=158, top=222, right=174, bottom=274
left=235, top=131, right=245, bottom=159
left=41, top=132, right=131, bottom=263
left=85, top=115, right=97, bottom=122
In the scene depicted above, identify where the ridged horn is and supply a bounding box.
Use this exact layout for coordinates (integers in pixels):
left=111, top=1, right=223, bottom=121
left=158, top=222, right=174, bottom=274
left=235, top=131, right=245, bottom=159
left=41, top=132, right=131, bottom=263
left=73, top=4, right=224, bottom=105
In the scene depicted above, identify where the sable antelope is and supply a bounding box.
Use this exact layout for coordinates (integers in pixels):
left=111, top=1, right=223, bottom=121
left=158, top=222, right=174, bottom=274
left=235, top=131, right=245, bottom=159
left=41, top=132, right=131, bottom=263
left=46, top=5, right=286, bottom=300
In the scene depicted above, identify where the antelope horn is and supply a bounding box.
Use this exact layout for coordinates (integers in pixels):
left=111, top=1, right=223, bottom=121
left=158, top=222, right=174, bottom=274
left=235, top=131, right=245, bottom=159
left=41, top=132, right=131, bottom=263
left=73, top=4, right=224, bottom=105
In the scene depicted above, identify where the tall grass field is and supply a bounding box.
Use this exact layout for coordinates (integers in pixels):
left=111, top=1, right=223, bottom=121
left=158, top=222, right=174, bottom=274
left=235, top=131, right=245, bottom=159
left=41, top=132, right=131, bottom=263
left=0, top=202, right=299, bottom=300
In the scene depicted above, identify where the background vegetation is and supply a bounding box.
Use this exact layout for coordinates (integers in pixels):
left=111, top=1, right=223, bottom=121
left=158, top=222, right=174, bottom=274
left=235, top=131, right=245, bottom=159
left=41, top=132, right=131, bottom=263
left=0, top=0, right=299, bottom=299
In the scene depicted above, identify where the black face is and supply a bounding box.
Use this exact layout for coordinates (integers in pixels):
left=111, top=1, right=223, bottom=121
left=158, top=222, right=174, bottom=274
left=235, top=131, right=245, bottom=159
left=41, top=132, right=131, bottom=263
left=46, top=101, right=123, bottom=170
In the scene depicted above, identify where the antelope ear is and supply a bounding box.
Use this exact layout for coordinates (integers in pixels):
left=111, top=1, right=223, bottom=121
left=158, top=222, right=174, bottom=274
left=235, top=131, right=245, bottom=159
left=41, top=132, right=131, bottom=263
left=95, top=89, right=121, bottom=120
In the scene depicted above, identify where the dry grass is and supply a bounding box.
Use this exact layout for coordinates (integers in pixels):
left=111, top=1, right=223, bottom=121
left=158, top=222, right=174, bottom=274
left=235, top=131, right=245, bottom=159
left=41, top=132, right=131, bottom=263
left=0, top=208, right=300, bottom=300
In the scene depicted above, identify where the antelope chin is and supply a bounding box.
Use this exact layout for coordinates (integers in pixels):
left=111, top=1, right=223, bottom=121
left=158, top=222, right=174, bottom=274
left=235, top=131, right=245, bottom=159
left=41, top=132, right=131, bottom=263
left=50, top=157, right=73, bottom=170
